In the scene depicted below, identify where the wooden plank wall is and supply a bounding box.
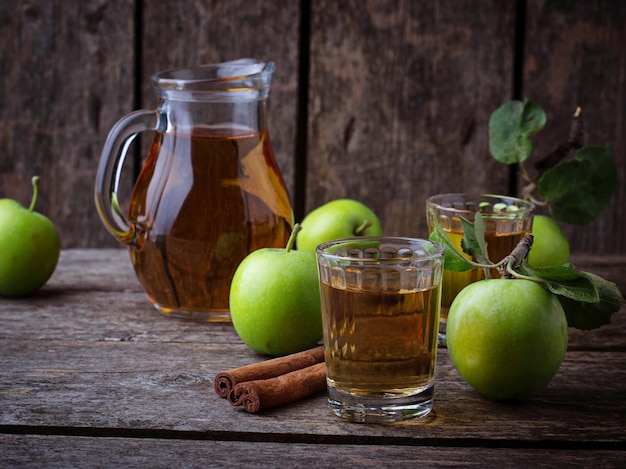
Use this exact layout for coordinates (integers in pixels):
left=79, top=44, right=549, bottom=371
left=1, top=0, right=624, bottom=255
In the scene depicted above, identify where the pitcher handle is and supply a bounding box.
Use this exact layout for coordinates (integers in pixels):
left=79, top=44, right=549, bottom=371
left=94, top=109, right=165, bottom=247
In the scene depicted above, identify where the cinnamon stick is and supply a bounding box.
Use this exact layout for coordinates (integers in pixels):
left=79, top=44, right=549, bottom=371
left=213, top=345, right=325, bottom=398
left=227, top=362, right=327, bottom=413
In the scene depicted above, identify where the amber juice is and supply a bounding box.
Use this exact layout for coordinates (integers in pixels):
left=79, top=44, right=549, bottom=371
left=321, top=282, right=440, bottom=395
left=127, top=127, right=292, bottom=321
left=439, top=223, right=529, bottom=321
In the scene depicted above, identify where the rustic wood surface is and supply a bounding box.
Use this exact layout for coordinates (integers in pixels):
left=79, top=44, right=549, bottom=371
left=0, top=249, right=624, bottom=466
left=0, top=0, right=135, bottom=249
left=523, top=0, right=626, bottom=255
left=306, top=0, right=515, bottom=238
left=0, top=0, right=624, bottom=255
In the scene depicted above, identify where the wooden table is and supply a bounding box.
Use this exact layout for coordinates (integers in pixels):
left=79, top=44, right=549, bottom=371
left=1, top=249, right=625, bottom=467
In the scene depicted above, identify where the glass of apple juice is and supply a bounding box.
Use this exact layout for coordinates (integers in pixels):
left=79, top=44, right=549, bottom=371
left=316, top=237, right=444, bottom=423
left=426, top=194, right=535, bottom=343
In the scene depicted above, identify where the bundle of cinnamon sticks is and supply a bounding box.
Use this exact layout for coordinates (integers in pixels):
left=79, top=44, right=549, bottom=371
left=214, top=345, right=327, bottom=413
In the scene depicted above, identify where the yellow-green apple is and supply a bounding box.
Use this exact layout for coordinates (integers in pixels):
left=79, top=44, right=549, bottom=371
left=446, top=278, right=568, bottom=400
left=297, top=199, right=382, bottom=252
left=0, top=177, right=61, bottom=297
left=229, top=224, right=322, bottom=356
left=528, top=215, right=571, bottom=267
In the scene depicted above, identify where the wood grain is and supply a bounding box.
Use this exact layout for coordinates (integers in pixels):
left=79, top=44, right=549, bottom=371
left=1, top=339, right=624, bottom=442
left=0, top=1, right=135, bottom=249
left=2, top=435, right=624, bottom=467
left=0, top=249, right=625, bottom=465
left=305, top=0, right=515, bottom=239
left=0, top=250, right=624, bottom=431
left=0, top=0, right=623, bottom=256
left=523, top=0, right=626, bottom=255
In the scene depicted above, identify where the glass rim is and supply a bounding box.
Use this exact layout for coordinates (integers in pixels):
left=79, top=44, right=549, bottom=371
left=316, top=236, right=444, bottom=263
left=426, top=193, right=535, bottom=215
left=151, top=58, right=275, bottom=101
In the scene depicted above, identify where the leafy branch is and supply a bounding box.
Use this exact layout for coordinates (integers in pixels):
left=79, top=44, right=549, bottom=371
left=432, top=99, right=624, bottom=329
left=430, top=214, right=625, bottom=330
left=488, top=99, right=618, bottom=225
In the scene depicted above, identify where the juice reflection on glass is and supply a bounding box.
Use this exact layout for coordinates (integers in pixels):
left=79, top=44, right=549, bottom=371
left=426, top=194, right=535, bottom=339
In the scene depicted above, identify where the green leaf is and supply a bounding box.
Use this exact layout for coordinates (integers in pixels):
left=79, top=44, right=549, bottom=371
left=489, top=99, right=547, bottom=165
left=428, top=227, right=474, bottom=272
left=516, top=263, right=598, bottom=302
left=556, top=272, right=625, bottom=330
left=513, top=262, right=624, bottom=330
left=462, top=213, right=490, bottom=265
left=537, top=146, right=617, bottom=225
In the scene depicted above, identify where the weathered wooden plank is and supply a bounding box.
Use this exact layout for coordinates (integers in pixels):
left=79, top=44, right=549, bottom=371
left=1, top=0, right=623, bottom=257
left=140, top=0, right=301, bottom=201
left=1, top=435, right=624, bottom=468
left=305, top=0, right=517, bottom=239
left=4, top=250, right=623, bottom=348
left=43, top=250, right=625, bottom=293
left=0, top=250, right=623, bottom=349
left=0, top=1, right=135, bottom=249
left=2, top=284, right=622, bottom=349
left=523, top=0, right=626, bottom=255
left=0, top=249, right=253, bottom=344
left=1, top=281, right=624, bottom=348
left=1, top=249, right=625, bottom=464
left=0, top=338, right=624, bottom=444
left=0, top=288, right=242, bottom=344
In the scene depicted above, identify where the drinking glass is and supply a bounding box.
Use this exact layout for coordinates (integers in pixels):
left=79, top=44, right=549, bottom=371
left=426, top=194, right=535, bottom=341
left=316, top=237, right=444, bottom=423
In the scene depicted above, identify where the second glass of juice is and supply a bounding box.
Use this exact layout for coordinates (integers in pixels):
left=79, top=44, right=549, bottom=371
left=426, top=194, right=535, bottom=342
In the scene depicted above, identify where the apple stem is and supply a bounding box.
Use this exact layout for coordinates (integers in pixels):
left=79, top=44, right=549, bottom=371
left=354, top=219, right=372, bottom=236
left=498, top=234, right=534, bottom=278
left=285, top=223, right=302, bottom=252
left=29, top=176, right=40, bottom=212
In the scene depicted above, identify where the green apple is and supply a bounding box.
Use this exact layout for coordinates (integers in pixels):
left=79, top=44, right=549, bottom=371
left=297, top=199, right=382, bottom=252
left=229, top=224, right=322, bottom=356
left=446, top=278, right=568, bottom=400
left=0, top=176, right=61, bottom=297
left=528, top=215, right=571, bottom=267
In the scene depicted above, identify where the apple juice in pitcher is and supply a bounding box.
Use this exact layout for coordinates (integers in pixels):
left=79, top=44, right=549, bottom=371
left=128, top=126, right=292, bottom=320
left=95, top=59, right=293, bottom=321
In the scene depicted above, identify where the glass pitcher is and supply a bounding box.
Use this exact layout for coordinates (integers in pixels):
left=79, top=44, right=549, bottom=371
left=95, top=59, right=293, bottom=322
